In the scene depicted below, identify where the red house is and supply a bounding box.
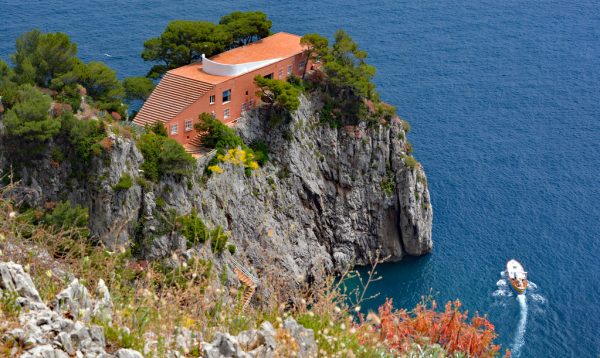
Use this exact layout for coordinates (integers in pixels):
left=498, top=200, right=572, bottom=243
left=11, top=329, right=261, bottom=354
left=134, top=32, right=308, bottom=152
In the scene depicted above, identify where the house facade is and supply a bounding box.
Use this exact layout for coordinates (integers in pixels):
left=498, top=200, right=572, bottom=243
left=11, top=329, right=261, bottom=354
left=134, top=32, right=308, bottom=150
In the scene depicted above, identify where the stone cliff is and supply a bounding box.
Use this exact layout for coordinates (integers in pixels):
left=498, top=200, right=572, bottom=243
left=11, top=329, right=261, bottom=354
left=1, top=94, right=432, bottom=287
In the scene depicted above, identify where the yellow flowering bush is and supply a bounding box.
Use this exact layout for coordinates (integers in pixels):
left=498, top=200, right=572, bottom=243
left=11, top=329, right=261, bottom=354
left=216, top=148, right=259, bottom=173
left=207, top=165, right=224, bottom=174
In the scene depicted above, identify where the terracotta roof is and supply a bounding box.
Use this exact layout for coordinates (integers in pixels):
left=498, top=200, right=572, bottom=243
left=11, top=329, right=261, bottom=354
left=134, top=32, right=304, bottom=126
left=134, top=72, right=213, bottom=126
left=169, top=32, right=305, bottom=84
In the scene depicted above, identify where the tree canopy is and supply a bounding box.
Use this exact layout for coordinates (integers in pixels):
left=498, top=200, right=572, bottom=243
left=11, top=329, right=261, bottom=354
left=3, top=85, right=61, bottom=142
left=123, top=77, right=155, bottom=101
left=11, top=29, right=78, bottom=87
left=300, top=33, right=328, bottom=77
left=322, top=30, right=376, bottom=100
left=254, top=75, right=301, bottom=113
left=141, top=11, right=272, bottom=78
left=219, top=11, right=272, bottom=47
left=142, top=20, right=230, bottom=78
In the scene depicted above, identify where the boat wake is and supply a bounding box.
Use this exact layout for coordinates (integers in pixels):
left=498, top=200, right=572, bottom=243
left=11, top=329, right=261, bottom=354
left=512, top=294, right=528, bottom=357
left=492, top=272, right=547, bottom=357
left=492, top=278, right=513, bottom=299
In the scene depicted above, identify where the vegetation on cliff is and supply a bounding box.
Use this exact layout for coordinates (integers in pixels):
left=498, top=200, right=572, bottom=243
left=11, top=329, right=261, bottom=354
left=0, top=193, right=506, bottom=356
left=141, top=11, right=272, bottom=78
left=0, top=15, right=504, bottom=357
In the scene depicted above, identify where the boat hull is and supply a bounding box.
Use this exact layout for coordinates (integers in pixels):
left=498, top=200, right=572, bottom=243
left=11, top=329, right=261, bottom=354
left=509, top=278, right=528, bottom=294
left=506, top=259, right=528, bottom=295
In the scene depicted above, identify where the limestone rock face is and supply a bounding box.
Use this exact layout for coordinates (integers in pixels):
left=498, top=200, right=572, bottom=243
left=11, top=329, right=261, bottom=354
left=1, top=94, right=433, bottom=287
left=203, top=318, right=317, bottom=358
left=0, top=262, right=143, bottom=358
left=0, top=261, right=45, bottom=310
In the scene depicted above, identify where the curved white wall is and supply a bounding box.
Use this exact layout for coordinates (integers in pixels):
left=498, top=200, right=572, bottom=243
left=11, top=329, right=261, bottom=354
left=201, top=54, right=282, bottom=76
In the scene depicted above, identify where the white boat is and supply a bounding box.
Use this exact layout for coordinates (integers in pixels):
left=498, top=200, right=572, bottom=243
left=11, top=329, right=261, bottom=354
left=506, top=259, right=528, bottom=294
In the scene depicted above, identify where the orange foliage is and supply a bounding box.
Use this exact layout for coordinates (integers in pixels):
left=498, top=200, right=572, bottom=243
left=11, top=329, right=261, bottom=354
left=358, top=299, right=511, bottom=357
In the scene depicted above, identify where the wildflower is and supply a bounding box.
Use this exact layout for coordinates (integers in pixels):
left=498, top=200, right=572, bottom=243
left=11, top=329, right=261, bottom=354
left=8, top=211, right=17, bottom=218
left=24, top=264, right=30, bottom=273
left=340, top=323, right=346, bottom=330
left=247, top=161, right=259, bottom=171
left=300, top=298, right=306, bottom=306
left=354, top=305, right=361, bottom=312
left=334, top=306, right=341, bottom=313
left=45, top=270, right=53, bottom=278
left=349, top=327, right=356, bottom=334
left=171, top=252, right=178, bottom=261
left=308, top=311, right=314, bottom=317
left=182, top=262, right=188, bottom=269
left=208, top=165, right=224, bottom=174
left=0, top=233, right=5, bottom=241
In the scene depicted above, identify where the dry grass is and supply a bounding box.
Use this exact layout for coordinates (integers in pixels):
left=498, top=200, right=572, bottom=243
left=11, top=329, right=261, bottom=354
left=0, top=187, right=506, bottom=357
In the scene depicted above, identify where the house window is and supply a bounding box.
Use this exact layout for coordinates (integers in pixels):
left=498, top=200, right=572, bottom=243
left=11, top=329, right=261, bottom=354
left=224, top=108, right=230, bottom=119
left=264, top=73, right=273, bottom=79
left=278, top=69, right=283, bottom=78
left=241, top=102, right=247, bottom=112
left=299, top=59, right=307, bottom=70
left=222, top=89, right=231, bottom=103
left=245, top=90, right=249, bottom=95
left=209, top=95, right=215, bottom=104
left=184, top=119, right=192, bottom=132
left=287, top=65, right=292, bottom=75
left=211, top=111, right=216, bottom=118
left=171, top=123, right=178, bottom=135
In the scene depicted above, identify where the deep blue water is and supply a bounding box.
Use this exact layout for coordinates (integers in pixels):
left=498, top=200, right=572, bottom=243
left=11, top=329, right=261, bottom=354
left=2, top=1, right=599, bottom=356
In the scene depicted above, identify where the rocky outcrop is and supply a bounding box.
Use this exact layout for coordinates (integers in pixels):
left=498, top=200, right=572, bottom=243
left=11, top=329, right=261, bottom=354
left=203, top=319, right=317, bottom=358
left=1, top=94, right=432, bottom=289
left=0, top=261, right=139, bottom=358
left=0, top=261, right=318, bottom=357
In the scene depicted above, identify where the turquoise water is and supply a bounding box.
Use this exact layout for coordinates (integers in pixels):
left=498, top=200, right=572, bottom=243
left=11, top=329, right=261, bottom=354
left=2, top=1, right=599, bottom=356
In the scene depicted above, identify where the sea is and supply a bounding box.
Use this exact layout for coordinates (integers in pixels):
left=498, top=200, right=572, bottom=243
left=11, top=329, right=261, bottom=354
left=1, top=1, right=599, bottom=356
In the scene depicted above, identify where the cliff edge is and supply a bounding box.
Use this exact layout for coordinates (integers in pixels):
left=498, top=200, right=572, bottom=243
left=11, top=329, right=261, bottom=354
left=1, top=94, right=432, bottom=286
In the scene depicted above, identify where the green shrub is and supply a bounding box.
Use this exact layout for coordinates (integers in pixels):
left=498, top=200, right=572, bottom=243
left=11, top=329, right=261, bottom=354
left=227, top=244, right=236, bottom=254
left=43, top=201, right=90, bottom=239
left=177, top=209, right=208, bottom=249
left=137, top=131, right=194, bottom=181
left=113, top=173, right=133, bottom=191
left=249, top=140, right=269, bottom=165
left=194, top=113, right=243, bottom=149
left=380, top=176, right=395, bottom=196
left=60, top=113, right=107, bottom=167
